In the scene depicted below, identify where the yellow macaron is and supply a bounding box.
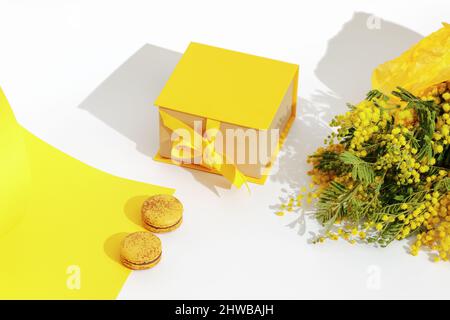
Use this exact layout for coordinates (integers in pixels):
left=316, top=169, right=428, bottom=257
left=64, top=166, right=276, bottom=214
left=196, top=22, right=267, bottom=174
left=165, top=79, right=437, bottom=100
left=120, top=231, right=162, bottom=270
left=141, top=194, right=183, bottom=233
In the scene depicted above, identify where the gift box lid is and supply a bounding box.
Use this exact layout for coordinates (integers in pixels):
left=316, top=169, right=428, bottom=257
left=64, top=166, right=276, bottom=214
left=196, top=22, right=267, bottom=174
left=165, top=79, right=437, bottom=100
left=154, top=42, right=299, bottom=130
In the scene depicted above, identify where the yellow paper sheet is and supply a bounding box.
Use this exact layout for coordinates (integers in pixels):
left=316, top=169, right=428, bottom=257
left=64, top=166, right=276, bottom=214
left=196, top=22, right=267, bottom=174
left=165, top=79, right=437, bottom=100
left=0, top=87, right=173, bottom=299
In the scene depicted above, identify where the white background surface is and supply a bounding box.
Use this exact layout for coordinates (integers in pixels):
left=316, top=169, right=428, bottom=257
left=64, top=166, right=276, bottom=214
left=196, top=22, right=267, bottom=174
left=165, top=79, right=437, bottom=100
left=1, top=0, right=450, bottom=299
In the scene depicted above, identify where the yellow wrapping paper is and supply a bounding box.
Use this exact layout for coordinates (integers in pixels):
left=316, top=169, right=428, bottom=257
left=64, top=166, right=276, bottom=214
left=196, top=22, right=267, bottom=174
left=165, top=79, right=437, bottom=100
left=0, top=88, right=173, bottom=299
left=372, top=23, right=450, bottom=96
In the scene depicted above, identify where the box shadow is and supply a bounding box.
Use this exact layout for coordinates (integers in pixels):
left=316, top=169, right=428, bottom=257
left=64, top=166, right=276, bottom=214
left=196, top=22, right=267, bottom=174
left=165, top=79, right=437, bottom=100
left=79, top=44, right=182, bottom=157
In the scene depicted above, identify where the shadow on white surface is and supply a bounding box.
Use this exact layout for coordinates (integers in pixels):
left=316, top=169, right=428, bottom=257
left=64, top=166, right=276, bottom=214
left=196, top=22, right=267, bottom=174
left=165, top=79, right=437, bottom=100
left=269, top=12, right=423, bottom=232
left=79, top=44, right=181, bottom=157
left=315, top=12, right=423, bottom=104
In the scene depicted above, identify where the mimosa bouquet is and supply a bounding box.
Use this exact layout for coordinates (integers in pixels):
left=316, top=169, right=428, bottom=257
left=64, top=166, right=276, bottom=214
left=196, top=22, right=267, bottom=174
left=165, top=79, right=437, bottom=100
left=305, top=23, right=450, bottom=262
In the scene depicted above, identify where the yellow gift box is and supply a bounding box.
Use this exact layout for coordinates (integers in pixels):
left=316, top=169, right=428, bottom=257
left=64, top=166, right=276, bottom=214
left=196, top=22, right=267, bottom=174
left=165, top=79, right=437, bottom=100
left=154, top=42, right=299, bottom=187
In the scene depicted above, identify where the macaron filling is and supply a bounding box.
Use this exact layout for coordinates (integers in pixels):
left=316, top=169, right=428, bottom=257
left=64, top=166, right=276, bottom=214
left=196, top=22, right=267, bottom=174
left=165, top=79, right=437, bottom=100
left=144, top=217, right=182, bottom=231
left=121, top=252, right=162, bottom=267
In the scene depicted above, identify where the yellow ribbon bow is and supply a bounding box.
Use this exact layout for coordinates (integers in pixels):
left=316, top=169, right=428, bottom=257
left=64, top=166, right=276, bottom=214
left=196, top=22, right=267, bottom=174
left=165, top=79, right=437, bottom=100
left=159, top=110, right=249, bottom=190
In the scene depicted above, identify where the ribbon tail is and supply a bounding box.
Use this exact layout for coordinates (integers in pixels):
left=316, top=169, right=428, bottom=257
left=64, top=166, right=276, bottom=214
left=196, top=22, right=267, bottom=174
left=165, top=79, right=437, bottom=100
left=221, top=163, right=250, bottom=192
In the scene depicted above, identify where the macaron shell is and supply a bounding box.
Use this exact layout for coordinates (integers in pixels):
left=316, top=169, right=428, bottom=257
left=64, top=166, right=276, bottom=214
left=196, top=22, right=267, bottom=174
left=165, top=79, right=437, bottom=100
left=141, top=194, right=183, bottom=230
left=143, top=217, right=183, bottom=233
left=120, top=231, right=162, bottom=266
